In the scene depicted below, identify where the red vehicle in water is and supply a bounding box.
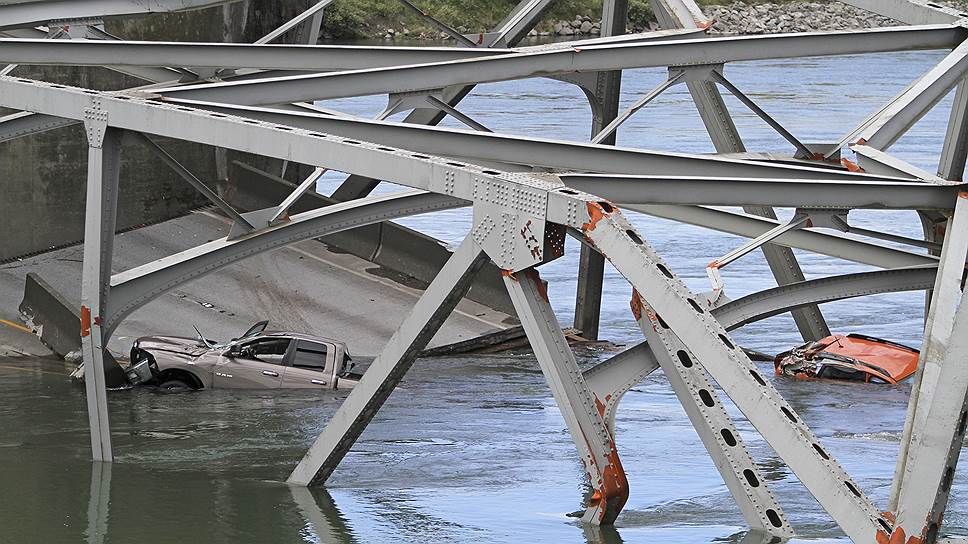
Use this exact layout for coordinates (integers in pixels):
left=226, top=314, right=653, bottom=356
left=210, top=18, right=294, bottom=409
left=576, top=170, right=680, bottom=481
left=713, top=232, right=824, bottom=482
left=774, top=334, right=920, bottom=385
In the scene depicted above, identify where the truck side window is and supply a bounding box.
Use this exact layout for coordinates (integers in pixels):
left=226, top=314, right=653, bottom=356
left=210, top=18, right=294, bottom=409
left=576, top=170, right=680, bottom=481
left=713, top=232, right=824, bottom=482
left=243, top=338, right=290, bottom=365
left=292, top=341, right=328, bottom=372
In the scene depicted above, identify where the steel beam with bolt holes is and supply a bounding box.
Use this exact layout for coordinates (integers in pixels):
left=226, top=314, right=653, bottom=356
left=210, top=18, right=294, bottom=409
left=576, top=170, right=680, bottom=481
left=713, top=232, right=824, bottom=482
left=80, top=124, right=123, bottom=463
left=505, top=268, right=628, bottom=525
left=891, top=192, right=968, bottom=514
left=582, top=204, right=890, bottom=541
left=891, top=200, right=968, bottom=542
left=634, top=293, right=793, bottom=537
left=287, top=235, right=489, bottom=486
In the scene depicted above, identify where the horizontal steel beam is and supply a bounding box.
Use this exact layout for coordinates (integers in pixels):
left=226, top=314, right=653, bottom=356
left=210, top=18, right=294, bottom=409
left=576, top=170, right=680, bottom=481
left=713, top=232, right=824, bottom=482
left=627, top=204, right=938, bottom=268
left=561, top=174, right=965, bottom=209
left=0, top=0, right=241, bottom=30
left=0, top=29, right=704, bottom=72
left=166, top=99, right=913, bottom=183
left=106, top=190, right=464, bottom=334
left=0, top=38, right=506, bottom=70
left=155, top=25, right=966, bottom=105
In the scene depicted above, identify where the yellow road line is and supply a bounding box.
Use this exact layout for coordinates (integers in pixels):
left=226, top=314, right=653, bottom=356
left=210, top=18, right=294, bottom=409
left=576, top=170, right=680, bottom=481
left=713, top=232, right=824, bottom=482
left=0, top=364, right=67, bottom=376
left=0, top=319, right=33, bottom=334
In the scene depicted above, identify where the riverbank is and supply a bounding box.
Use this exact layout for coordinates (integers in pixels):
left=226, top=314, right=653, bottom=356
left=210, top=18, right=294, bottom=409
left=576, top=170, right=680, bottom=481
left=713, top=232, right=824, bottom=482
left=324, top=1, right=964, bottom=41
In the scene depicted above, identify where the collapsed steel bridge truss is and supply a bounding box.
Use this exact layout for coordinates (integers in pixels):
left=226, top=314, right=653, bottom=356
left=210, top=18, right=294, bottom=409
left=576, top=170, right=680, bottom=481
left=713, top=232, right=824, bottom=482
left=4, top=0, right=968, bottom=541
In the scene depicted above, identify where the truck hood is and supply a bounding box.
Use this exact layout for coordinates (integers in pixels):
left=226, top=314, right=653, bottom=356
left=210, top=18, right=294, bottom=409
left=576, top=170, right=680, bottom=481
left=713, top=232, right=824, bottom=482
left=136, top=336, right=211, bottom=357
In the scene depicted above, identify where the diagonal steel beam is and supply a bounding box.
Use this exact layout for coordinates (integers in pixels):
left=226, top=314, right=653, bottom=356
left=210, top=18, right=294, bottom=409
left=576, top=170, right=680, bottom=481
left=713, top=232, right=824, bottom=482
left=287, top=235, right=488, bottom=486
left=585, top=204, right=889, bottom=541
left=634, top=293, right=793, bottom=537
left=167, top=99, right=914, bottom=182
left=841, top=39, right=968, bottom=151
left=505, top=268, right=628, bottom=524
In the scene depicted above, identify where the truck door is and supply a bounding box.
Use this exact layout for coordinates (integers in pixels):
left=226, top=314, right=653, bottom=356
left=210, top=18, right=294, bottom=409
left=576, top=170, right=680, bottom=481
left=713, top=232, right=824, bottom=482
left=213, top=337, right=290, bottom=388
left=281, top=340, right=335, bottom=388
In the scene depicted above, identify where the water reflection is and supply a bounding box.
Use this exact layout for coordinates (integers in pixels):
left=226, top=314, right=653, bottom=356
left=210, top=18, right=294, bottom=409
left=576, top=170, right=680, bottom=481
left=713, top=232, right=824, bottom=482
left=290, top=486, right=356, bottom=544
left=85, top=462, right=111, bottom=544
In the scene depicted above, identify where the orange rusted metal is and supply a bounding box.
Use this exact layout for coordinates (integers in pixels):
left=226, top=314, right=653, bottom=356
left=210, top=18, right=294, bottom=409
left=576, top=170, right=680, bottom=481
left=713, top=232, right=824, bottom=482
left=629, top=288, right=643, bottom=321
left=841, top=158, right=865, bottom=173
left=523, top=269, right=550, bottom=302
left=80, top=305, right=92, bottom=338
left=582, top=201, right=614, bottom=233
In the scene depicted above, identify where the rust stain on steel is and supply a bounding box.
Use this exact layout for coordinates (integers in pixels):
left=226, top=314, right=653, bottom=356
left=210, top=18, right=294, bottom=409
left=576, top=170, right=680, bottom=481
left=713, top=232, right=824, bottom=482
left=523, top=269, right=550, bottom=303
left=591, top=441, right=629, bottom=524
left=629, top=288, right=643, bottom=321
left=841, top=158, right=865, bottom=173
left=80, top=305, right=91, bottom=338
left=594, top=394, right=607, bottom=418
left=582, top=201, right=614, bottom=233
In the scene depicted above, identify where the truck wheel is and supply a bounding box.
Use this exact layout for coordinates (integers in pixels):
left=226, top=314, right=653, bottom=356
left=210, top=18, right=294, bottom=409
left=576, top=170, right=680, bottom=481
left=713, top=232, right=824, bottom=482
left=159, top=379, right=191, bottom=392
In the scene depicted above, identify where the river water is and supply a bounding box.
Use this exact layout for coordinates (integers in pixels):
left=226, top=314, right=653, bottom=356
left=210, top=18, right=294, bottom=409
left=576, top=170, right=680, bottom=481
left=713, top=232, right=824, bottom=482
left=1, top=50, right=964, bottom=543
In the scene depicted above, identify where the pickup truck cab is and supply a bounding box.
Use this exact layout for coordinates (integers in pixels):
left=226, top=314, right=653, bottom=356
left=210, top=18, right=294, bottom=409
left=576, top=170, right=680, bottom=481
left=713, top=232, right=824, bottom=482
left=126, top=322, right=360, bottom=391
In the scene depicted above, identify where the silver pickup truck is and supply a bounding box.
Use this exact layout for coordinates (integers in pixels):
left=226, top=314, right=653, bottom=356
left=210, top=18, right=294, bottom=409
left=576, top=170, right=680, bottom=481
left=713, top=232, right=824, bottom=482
left=123, top=321, right=360, bottom=391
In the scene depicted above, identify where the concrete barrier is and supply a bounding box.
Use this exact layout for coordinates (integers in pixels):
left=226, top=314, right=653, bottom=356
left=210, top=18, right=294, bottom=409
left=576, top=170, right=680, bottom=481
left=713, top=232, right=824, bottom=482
left=19, top=273, right=125, bottom=387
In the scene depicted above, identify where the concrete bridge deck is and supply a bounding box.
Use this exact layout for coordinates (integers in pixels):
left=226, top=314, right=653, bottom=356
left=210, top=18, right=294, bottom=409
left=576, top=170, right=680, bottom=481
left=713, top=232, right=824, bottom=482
left=0, top=208, right=514, bottom=358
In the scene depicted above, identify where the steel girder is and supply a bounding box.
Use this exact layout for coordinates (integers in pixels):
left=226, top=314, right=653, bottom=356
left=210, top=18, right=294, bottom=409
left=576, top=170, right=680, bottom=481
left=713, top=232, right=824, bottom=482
left=105, top=190, right=463, bottom=337
left=10, top=1, right=968, bottom=541
left=713, top=265, right=939, bottom=331
left=153, top=24, right=966, bottom=105
left=559, top=174, right=965, bottom=209
left=0, top=0, right=242, bottom=30
left=159, top=100, right=914, bottom=182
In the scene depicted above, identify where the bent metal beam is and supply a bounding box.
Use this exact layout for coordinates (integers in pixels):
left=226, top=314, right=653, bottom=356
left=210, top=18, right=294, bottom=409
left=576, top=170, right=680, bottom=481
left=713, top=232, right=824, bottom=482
left=154, top=24, right=966, bottom=105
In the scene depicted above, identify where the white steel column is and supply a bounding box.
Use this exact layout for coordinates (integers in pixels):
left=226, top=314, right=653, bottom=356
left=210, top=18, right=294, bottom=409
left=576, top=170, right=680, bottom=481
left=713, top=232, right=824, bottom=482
left=633, top=293, right=793, bottom=537
left=938, top=77, right=968, bottom=181
left=584, top=204, right=888, bottom=542
left=81, top=123, right=123, bottom=463
left=574, top=0, right=628, bottom=341
left=890, top=192, right=968, bottom=515
left=891, top=221, right=968, bottom=542
left=505, top=269, right=628, bottom=525
left=287, top=235, right=488, bottom=486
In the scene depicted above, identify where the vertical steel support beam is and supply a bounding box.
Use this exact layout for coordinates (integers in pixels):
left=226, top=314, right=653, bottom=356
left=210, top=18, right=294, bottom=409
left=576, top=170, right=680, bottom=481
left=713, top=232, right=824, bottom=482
left=287, top=236, right=488, bottom=486
left=584, top=205, right=887, bottom=541
left=650, top=0, right=830, bottom=342
left=574, top=0, right=628, bottom=341
left=939, top=77, right=968, bottom=181
left=890, top=192, right=968, bottom=516
left=81, top=125, right=123, bottom=463
left=506, top=269, right=628, bottom=525
left=891, top=203, right=968, bottom=541
left=633, top=294, right=792, bottom=537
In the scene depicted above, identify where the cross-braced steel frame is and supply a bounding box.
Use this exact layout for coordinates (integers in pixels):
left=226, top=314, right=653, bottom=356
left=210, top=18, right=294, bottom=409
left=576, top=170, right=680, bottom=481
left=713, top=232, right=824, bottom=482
left=4, top=0, right=968, bottom=541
